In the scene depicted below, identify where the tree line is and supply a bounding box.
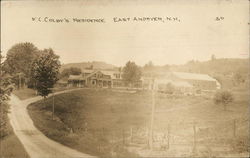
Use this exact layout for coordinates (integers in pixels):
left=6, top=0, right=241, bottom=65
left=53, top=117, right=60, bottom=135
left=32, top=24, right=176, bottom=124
left=1, top=42, right=236, bottom=111
left=1, top=42, right=145, bottom=101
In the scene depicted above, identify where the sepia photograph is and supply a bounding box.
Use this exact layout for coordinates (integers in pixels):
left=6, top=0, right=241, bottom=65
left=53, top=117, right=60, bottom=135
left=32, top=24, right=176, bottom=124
left=0, top=0, right=249, bottom=157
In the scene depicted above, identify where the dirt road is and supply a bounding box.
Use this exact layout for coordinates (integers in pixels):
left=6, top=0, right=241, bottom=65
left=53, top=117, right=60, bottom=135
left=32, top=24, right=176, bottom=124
left=8, top=89, right=95, bottom=158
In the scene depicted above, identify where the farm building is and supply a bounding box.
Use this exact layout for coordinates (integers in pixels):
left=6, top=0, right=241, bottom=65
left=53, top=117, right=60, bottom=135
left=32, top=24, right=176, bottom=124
left=68, top=70, right=113, bottom=88
left=156, top=79, right=194, bottom=94
left=67, top=69, right=142, bottom=88
left=142, top=71, right=219, bottom=92
left=67, top=69, right=219, bottom=91
left=171, top=72, right=219, bottom=90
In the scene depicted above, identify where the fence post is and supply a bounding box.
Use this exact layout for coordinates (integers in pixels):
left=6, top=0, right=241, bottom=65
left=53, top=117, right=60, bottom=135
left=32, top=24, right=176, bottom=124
left=167, top=124, right=170, bottom=149
left=122, top=128, right=125, bottom=145
left=147, top=127, right=150, bottom=148
left=102, top=127, right=105, bottom=136
left=130, top=126, right=133, bottom=143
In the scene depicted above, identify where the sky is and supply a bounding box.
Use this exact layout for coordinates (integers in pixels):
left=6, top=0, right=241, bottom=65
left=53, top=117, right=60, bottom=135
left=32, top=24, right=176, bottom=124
left=1, top=0, right=249, bottom=66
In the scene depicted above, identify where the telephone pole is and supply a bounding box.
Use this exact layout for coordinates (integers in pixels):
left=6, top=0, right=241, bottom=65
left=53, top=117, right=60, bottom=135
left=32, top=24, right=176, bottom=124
left=0, top=51, right=2, bottom=77
left=49, top=88, right=55, bottom=120
left=52, top=91, right=55, bottom=120
left=149, top=78, right=156, bottom=150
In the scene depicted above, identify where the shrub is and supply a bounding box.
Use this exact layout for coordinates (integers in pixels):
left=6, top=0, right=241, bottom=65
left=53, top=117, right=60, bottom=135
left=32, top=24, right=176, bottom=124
left=214, top=90, right=234, bottom=110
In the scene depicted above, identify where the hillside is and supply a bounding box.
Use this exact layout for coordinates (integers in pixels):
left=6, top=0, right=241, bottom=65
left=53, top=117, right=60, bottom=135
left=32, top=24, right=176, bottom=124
left=169, top=58, right=249, bottom=76
left=61, top=58, right=248, bottom=76
left=28, top=87, right=249, bottom=157
left=60, top=58, right=249, bottom=88
left=141, top=58, right=249, bottom=89
left=60, top=61, right=117, bottom=71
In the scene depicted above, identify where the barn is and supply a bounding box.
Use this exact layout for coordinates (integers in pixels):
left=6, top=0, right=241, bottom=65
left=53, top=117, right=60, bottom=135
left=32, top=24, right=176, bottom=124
left=142, top=71, right=220, bottom=92
left=171, top=72, right=219, bottom=90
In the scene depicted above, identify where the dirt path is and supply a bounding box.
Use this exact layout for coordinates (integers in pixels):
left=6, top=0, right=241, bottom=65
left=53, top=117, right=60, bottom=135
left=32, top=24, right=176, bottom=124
left=8, top=88, right=95, bottom=158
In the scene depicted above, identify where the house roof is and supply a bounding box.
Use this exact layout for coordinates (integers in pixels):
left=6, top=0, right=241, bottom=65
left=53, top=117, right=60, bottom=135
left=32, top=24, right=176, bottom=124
left=82, top=69, right=95, bottom=73
left=101, top=70, right=121, bottom=79
left=173, top=72, right=216, bottom=82
left=68, top=75, right=84, bottom=80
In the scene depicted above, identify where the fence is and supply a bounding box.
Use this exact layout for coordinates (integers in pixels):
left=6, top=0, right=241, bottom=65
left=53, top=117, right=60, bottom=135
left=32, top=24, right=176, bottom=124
left=82, top=118, right=248, bottom=157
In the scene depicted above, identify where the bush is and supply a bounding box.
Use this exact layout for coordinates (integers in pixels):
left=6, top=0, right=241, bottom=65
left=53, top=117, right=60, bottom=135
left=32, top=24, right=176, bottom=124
left=0, top=103, right=12, bottom=139
left=214, top=90, right=234, bottom=110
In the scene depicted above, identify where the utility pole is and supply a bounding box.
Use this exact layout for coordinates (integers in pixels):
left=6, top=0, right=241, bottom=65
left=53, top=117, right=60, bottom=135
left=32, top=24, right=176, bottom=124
left=52, top=90, right=55, bottom=120
left=192, top=121, right=197, bottom=155
left=149, top=78, right=156, bottom=150
left=49, top=88, right=55, bottom=120
left=233, top=119, right=236, bottom=138
left=19, top=73, right=21, bottom=89
left=0, top=51, right=2, bottom=77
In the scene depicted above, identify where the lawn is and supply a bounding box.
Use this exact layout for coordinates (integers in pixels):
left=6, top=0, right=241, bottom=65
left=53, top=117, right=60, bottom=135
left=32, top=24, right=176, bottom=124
left=12, top=87, right=78, bottom=100
left=12, top=88, right=37, bottom=100
left=0, top=103, right=29, bottom=158
left=27, top=88, right=249, bottom=157
left=0, top=134, right=30, bottom=158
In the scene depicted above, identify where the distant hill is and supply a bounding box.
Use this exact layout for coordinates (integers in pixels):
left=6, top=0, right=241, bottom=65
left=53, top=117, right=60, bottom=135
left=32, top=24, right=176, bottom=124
left=169, top=58, right=249, bottom=76
left=60, top=61, right=117, bottom=71
left=143, top=58, right=249, bottom=88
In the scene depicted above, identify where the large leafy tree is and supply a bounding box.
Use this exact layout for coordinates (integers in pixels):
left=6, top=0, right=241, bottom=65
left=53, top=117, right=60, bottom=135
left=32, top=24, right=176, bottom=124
left=30, top=49, right=61, bottom=98
left=214, top=90, right=234, bottom=111
left=122, top=61, right=142, bottom=87
left=0, top=52, right=14, bottom=138
left=0, top=52, right=14, bottom=103
left=3, top=42, right=39, bottom=88
left=3, top=42, right=38, bottom=76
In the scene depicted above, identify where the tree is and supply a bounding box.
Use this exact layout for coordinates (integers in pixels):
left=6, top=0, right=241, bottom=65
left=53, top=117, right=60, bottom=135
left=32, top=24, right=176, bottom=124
left=122, top=61, right=142, bottom=87
left=3, top=42, right=38, bottom=76
left=0, top=52, right=15, bottom=139
left=3, top=42, right=39, bottom=88
left=211, top=54, right=216, bottom=61
left=233, top=72, right=245, bottom=86
left=60, top=67, right=81, bottom=79
left=143, top=61, right=155, bottom=74
left=30, top=49, right=61, bottom=98
left=165, top=83, right=175, bottom=94
left=86, top=64, right=94, bottom=70
left=0, top=52, right=14, bottom=103
left=214, top=90, right=234, bottom=111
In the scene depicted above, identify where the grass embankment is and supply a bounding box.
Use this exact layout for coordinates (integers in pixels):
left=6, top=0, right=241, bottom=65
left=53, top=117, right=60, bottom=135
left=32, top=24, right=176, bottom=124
left=12, top=88, right=36, bottom=100
left=0, top=103, right=29, bottom=158
left=13, top=87, right=79, bottom=100
left=28, top=88, right=249, bottom=157
left=28, top=89, right=150, bottom=157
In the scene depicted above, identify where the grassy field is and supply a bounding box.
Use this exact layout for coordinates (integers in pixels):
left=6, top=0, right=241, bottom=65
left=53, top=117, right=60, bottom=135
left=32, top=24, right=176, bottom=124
left=13, top=87, right=80, bottom=100
left=13, top=88, right=37, bottom=100
left=0, top=133, right=30, bottom=158
left=28, top=88, right=249, bottom=157
left=0, top=103, right=29, bottom=158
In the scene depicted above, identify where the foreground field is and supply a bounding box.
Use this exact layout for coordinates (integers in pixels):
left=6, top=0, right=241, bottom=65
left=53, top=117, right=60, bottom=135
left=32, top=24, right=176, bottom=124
left=0, top=103, right=29, bottom=158
left=0, top=133, right=30, bottom=158
left=28, top=88, right=249, bottom=157
left=13, top=88, right=37, bottom=100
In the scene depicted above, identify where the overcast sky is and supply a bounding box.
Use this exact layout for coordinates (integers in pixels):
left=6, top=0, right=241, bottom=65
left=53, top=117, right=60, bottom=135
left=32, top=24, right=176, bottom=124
left=1, top=0, right=249, bottom=66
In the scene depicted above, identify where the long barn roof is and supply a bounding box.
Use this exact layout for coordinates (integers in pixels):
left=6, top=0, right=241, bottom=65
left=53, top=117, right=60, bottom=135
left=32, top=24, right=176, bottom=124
left=173, top=72, right=216, bottom=81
